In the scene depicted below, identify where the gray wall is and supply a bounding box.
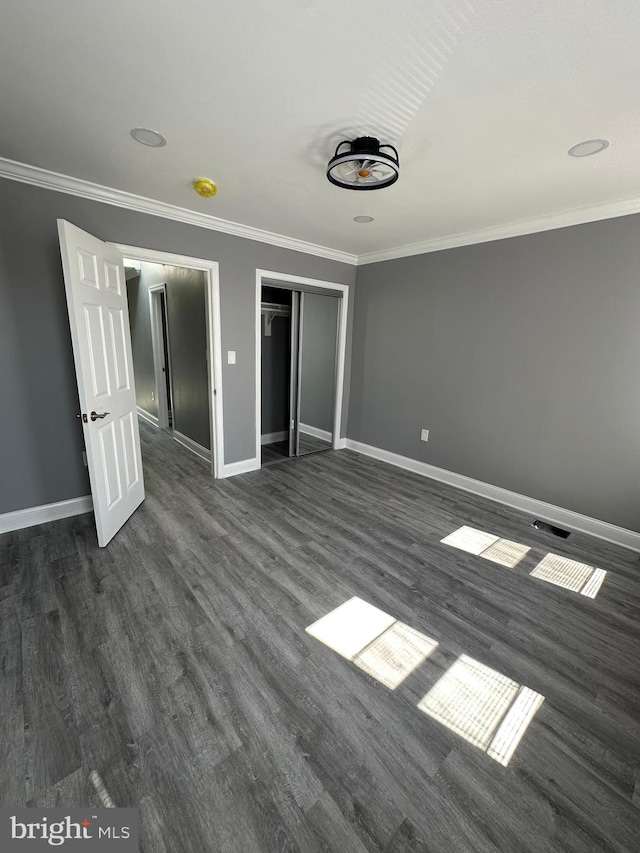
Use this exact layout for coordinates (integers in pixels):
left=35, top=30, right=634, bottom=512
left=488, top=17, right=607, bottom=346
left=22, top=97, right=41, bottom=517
left=300, top=293, right=339, bottom=434
left=261, top=286, right=291, bottom=436
left=165, top=265, right=209, bottom=449
left=0, top=177, right=355, bottom=515
left=350, top=217, right=640, bottom=533
left=126, top=272, right=157, bottom=418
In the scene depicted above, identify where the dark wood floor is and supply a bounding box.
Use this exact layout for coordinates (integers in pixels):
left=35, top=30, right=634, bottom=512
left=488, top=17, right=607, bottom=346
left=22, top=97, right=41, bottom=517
left=2, top=421, right=640, bottom=852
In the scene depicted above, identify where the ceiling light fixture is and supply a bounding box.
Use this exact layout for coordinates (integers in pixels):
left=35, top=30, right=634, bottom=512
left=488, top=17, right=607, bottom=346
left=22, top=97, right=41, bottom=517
left=353, top=215, right=375, bottom=223
left=568, top=138, right=609, bottom=158
left=327, top=137, right=399, bottom=190
left=130, top=127, right=167, bottom=147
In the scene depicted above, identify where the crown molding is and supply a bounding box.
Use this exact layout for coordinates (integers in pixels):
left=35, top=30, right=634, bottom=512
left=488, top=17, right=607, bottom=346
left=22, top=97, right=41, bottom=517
left=3, top=156, right=640, bottom=267
left=0, top=157, right=358, bottom=266
left=357, top=194, right=640, bottom=265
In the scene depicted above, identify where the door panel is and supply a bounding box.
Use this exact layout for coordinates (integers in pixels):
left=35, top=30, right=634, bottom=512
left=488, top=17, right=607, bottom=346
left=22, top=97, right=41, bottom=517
left=58, top=219, right=145, bottom=546
left=99, top=421, right=123, bottom=508
left=119, top=411, right=141, bottom=489
left=297, top=292, right=339, bottom=456
left=84, top=304, right=111, bottom=397
left=104, top=259, right=123, bottom=294
left=108, top=307, right=131, bottom=391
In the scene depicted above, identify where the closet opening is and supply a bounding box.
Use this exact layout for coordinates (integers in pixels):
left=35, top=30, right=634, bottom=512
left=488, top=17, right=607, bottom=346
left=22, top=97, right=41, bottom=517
left=259, top=280, right=341, bottom=467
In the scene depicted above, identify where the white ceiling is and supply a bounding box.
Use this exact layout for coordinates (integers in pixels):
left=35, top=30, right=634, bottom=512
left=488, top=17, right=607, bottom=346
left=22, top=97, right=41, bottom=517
left=2, top=0, right=640, bottom=258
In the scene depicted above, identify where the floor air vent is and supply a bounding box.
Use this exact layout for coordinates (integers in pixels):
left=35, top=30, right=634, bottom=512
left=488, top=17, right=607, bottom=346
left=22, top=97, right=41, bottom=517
left=531, top=519, right=570, bottom=538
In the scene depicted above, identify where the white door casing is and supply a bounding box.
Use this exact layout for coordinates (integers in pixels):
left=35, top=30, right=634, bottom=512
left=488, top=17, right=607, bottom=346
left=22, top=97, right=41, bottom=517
left=255, top=269, right=349, bottom=464
left=116, top=244, right=223, bottom=478
left=58, top=219, right=145, bottom=547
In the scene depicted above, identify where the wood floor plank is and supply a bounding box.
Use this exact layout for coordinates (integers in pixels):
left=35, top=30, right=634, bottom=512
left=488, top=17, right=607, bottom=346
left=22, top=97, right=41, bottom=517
left=22, top=608, right=82, bottom=801
left=31, top=767, right=102, bottom=809
left=0, top=597, right=25, bottom=807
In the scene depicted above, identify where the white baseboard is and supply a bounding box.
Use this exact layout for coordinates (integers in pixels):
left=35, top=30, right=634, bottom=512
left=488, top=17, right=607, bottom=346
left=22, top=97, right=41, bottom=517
left=299, top=423, right=332, bottom=443
left=345, top=440, right=640, bottom=553
left=173, top=430, right=211, bottom=463
left=335, top=437, right=347, bottom=450
left=219, top=457, right=260, bottom=478
left=0, top=495, right=93, bottom=535
left=261, top=430, right=288, bottom=445
left=137, top=406, right=159, bottom=427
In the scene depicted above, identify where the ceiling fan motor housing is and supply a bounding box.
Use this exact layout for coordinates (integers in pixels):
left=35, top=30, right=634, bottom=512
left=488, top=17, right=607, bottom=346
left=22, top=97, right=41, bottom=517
left=327, top=136, right=400, bottom=190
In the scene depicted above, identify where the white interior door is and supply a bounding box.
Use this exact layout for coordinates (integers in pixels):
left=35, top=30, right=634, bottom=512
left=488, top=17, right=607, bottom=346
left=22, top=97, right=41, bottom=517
left=58, top=219, right=145, bottom=547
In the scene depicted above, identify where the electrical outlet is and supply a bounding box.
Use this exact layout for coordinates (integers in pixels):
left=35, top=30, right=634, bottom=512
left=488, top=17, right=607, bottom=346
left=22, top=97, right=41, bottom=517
left=151, top=391, right=155, bottom=400
left=82, top=451, right=88, bottom=467
left=420, top=429, right=429, bottom=442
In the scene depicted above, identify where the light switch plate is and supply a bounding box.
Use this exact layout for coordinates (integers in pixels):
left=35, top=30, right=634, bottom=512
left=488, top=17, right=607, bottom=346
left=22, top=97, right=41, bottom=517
left=421, top=429, right=429, bottom=442
left=227, top=350, right=236, bottom=365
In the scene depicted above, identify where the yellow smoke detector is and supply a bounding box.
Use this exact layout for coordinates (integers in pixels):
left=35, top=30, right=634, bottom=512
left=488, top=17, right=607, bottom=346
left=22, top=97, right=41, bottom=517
left=193, top=178, right=217, bottom=198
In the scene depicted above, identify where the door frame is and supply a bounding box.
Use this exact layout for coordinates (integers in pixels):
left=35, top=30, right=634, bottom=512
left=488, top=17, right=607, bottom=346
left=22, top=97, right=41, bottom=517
left=255, top=269, right=349, bottom=464
left=117, top=244, right=224, bottom=478
left=148, top=283, right=173, bottom=431
left=288, top=291, right=301, bottom=458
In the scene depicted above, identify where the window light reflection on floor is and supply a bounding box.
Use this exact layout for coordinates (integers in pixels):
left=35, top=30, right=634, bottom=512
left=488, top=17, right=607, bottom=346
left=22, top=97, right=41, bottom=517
left=440, top=526, right=530, bottom=568
left=306, top=597, right=438, bottom=689
left=440, top=526, right=500, bottom=555
left=417, top=655, right=544, bottom=766
left=305, top=597, right=395, bottom=660
left=481, top=538, right=531, bottom=568
left=441, top=526, right=607, bottom=597
left=530, top=554, right=606, bottom=599
left=354, top=621, right=439, bottom=689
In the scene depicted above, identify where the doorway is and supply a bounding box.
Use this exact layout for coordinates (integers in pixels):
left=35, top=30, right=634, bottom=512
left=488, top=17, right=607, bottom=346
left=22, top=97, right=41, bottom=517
left=126, top=260, right=214, bottom=467
left=120, top=245, right=224, bottom=478
left=256, top=269, right=349, bottom=468
left=58, top=221, right=224, bottom=546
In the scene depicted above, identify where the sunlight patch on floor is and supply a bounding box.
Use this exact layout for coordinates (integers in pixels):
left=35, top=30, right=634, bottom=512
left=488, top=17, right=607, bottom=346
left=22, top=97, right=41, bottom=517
left=481, top=538, right=531, bottom=568
left=354, top=621, right=439, bottom=689
left=440, top=526, right=609, bottom=595
left=530, top=554, right=606, bottom=598
left=440, top=526, right=500, bottom=555
left=305, top=597, right=396, bottom=660
left=417, top=654, right=544, bottom=766
left=306, top=599, right=438, bottom=689
left=307, top=600, right=544, bottom=764
left=440, top=526, right=530, bottom=567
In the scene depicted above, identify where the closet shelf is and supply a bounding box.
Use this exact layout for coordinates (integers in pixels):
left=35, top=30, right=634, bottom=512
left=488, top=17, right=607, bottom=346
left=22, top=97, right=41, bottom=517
left=261, top=302, right=290, bottom=336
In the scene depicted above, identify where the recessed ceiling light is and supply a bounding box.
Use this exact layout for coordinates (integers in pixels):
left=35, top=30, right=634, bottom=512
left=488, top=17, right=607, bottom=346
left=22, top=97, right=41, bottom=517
left=353, top=215, right=375, bottom=223
left=568, top=139, right=609, bottom=158
left=130, top=127, right=167, bottom=147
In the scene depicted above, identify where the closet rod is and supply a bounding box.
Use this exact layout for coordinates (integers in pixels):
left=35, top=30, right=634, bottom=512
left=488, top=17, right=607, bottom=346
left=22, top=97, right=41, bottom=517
left=260, top=302, right=290, bottom=315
